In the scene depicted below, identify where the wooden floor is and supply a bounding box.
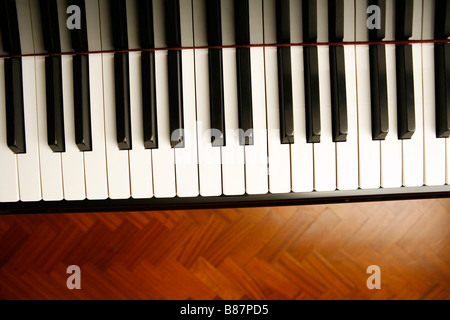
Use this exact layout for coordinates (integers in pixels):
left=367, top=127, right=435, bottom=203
left=0, top=198, right=449, bottom=300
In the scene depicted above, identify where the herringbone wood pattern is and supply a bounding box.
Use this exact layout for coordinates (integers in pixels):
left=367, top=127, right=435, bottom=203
left=0, top=199, right=449, bottom=300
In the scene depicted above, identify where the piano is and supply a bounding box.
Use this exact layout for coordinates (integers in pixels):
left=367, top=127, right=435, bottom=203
left=1, top=0, right=450, bottom=214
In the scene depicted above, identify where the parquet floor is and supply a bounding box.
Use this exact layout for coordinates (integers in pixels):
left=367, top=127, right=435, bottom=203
left=0, top=198, right=449, bottom=300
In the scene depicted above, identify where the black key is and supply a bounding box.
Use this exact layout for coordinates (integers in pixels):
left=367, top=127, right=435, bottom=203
left=0, top=0, right=21, bottom=55
left=207, top=0, right=225, bottom=146
left=276, top=0, right=294, bottom=144
left=303, top=0, right=320, bottom=143
left=73, top=54, right=92, bottom=151
left=206, top=0, right=222, bottom=47
left=395, top=0, right=413, bottom=41
left=235, top=0, right=253, bottom=145
left=434, top=0, right=450, bottom=40
left=39, top=0, right=61, bottom=53
left=434, top=0, right=450, bottom=138
left=236, top=48, right=253, bottom=146
left=110, top=0, right=128, bottom=50
left=328, top=0, right=347, bottom=142
left=234, top=0, right=250, bottom=45
left=165, top=0, right=184, bottom=148
left=328, top=0, right=344, bottom=42
left=368, top=0, right=386, bottom=41
left=167, top=50, right=184, bottom=148
left=435, top=43, right=450, bottom=138
left=39, top=0, right=67, bottom=151
left=68, top=0, right=89, bottom=52
left=330, top=45, right=348, bottom=142
left=396, top=44, right=415, bottom=139
left=114, top=52, right=132, bottom=150
left=109, top=0, right=132, bottom=150
left=276, top=0, right=291, bottom=44
left=45, top=56, right=65, bottom=152
left=209, top=49, right=225, bottom=146
left=303, top=0, right=317, bottom=43
left=304, top=46, right=321, bottom=143
left=69, top=1, right=92, bottom=151
left=165, top=0, right=181, bottom=48
left=138, top=1, right=158, bottom=149
left=278, top=47, right=294, bottom=144
left=395, top=0, right=415, bottom=139
left=4, top=58, right=26, bottom=154
left=369, top=44, right=389, bottom=140
left=368, top=0, right=388, bottom=140
left=141, top=51, right=158, bottom=149
left=138, top=0, right=155, bottom=49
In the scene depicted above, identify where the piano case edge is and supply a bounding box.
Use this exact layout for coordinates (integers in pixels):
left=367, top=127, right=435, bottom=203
left=1, top=185, right=450, bottom=215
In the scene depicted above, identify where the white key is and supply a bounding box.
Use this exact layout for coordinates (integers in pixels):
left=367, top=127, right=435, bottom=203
left=220, top=0, right=245, bottom=196
left=101, top=56, right=131, bottom=200
left=151, top=0, right=176, bottom=198
left=249, top=0, right=264, bottom=44
left=355, top=46, right=381, bottom=189
left=244, top=47, right=269, bottom=195
left=355, top=0, right=381, bottom=189
left=380, top=1, right=402, bottom=188
left=83, top=0, right=108, bottom=200
left=34, top=56, right=65, bottom=200
left=175, top=49, right=200, bottom=197
left=61, top=55, right=87, bottom=200
left=313, top=1, right=336, bottom=192
left=57, top=0, right=72, bottom=51
left=174, top=0, right=199, bottom=197
left=336, top=46, right=359, bottom=192
left=222, top=48, right=246, bottom=195
left=380, top=44, right=402, bottom=188
left=58, top=2, right=87, bottom=200
left=28, top=0, right=64, bottom=201
left=290, top=0, right=313, bottom=192
left=17, top=57, right=42, bottom=201
left=422, top=0, right=445, bottom=186
left=290, top=46, right=314, bottom=192
left=401, top=43, right=424, bottom=187
left=245, top=0, right=268, bottom=195
left=336, top=50, right=359, bottom=190
left=335, top=0, right=359, bottom=191
left=402, top=0, right=424, bottom=187
left=16, top=0, right=42, bottom=201
left=128, top=53, right=154, bottom=199
left=126, top=1, right=153, bottom=199
left=0, top=58, right=20, bottom=202
left=314, top=46, right=337, bottom=192
left=265, top=46, right=291, bottom=193
left=84, top=54, right=109, bottom=199
left=422, top=44, right=445, bottom=185
left=152, top=51, right=177, bottom=198
left=99, top=0, right=131, bottom=199
left=263, top=0, right=290, bottom=194
left=193, top=0, right=222, bottom=196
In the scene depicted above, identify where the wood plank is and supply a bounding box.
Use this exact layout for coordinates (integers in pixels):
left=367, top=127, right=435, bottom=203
left=0, top=199, right=449, bottom=299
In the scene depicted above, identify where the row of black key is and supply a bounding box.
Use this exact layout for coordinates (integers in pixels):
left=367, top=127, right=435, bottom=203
left=2, top=0, right=450, bottom=156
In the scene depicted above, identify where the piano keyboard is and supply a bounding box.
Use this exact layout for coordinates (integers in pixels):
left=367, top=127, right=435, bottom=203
left=1, top=0, right=450, bottom=213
